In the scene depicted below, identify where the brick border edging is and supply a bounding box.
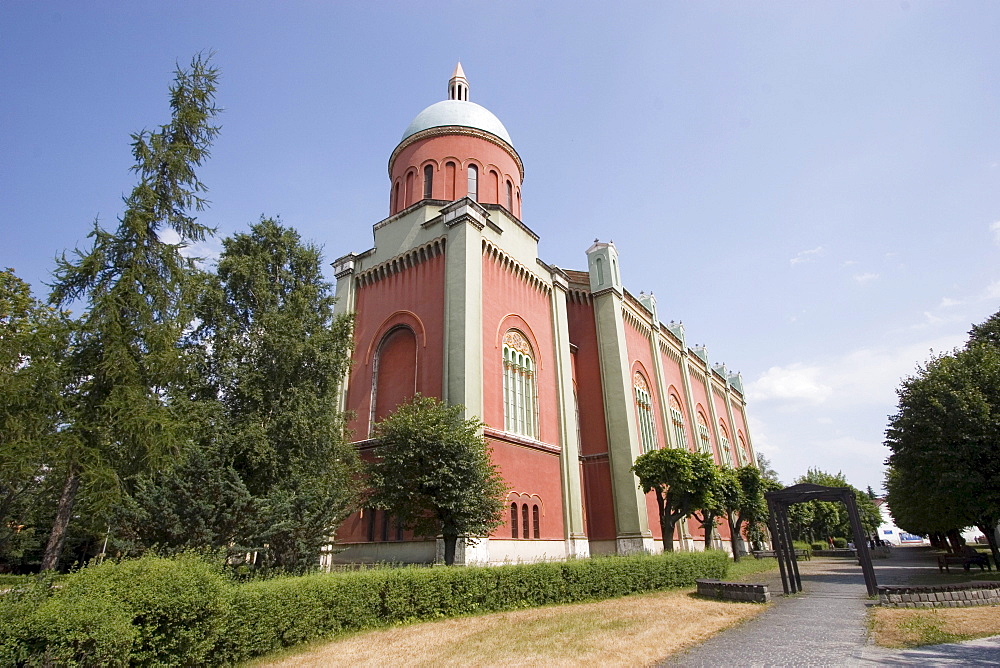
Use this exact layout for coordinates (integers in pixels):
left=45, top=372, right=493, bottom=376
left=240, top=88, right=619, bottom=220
left=878, top=581, right=1000, bottom=608
left=696, top=579, right=771, bottom=603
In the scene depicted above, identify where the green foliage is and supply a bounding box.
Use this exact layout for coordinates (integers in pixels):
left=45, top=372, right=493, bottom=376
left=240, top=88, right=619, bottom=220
left=785, top=468, right=881, bottom=543
left=119, top=218, right=360, bottom=571
left=810, top=541, right=826, bottom=551
left=0, top=551, right=729, bottom=665
left=369, top=396, right=507, bottom=565
left=0, top=269, right=78, bottom=569
left=631, top=448, right=717, bottom=551
left=717, top=464, right=768, bottom=560
left=833, top=537, right=847, bottom=548
left=885, top=320, right=1000, bottom=566
left=38, top=54, right=221, bottom=571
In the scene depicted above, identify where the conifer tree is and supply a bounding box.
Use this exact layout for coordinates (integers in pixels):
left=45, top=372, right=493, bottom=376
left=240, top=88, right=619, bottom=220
left=42, top=54, right=220, bottom=570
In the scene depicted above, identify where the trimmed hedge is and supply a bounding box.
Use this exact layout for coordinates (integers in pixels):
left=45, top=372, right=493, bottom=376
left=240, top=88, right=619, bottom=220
left=0, top=549, right=729, bottom=666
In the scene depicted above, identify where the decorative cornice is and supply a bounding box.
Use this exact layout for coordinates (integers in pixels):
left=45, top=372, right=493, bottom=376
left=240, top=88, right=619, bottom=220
left=482, top=239, right=551, bottom=294
left=388, top=125, right=525, bottom=180
left=622, top=305, right=652, bottom=339
left=355, top=237, right=446, bottom=287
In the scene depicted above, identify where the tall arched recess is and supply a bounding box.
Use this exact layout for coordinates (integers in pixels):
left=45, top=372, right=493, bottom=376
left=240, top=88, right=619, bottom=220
left=371, top=326, right=418, bottom=426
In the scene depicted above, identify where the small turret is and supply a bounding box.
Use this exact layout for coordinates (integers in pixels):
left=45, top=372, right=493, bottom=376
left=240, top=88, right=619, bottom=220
left=449, top=62, right=469, bottom=101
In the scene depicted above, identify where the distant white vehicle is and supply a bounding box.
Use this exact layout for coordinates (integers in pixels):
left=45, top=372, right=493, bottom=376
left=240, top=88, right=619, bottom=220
left=874, top=499, right=927, bottom=546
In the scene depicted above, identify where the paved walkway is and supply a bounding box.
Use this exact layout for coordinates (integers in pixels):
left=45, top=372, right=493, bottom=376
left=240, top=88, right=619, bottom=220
left=666, top=546, right=1000, bottom=666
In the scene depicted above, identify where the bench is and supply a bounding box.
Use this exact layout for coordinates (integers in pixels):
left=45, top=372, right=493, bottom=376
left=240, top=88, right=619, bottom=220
left=937, top=552, right=991, bottom=573
left=752, top=549, right=810, bottom=561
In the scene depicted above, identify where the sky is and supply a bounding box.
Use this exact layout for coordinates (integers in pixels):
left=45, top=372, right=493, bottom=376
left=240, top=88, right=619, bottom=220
left=3, top=1, right=999, bottom=495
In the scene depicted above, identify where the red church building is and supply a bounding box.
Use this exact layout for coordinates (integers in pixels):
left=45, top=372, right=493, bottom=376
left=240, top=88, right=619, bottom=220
left=329, top=65, right=756, bottom=565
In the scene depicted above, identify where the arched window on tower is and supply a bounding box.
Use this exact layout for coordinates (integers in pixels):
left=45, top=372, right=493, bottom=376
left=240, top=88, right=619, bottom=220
left=634, top=371, right=657, bottom=453
left=423, top=164, right=433, bottom=199
left=503, top=330, right=537, bottom=438
left=445, top=161, right=456, bottom=199
left=669, top=395, right=687, bottom=449
left=490, top=169, right=499, bottom=204
left=405, top=171, right=415, bottom=208
left=505, top=180, right=513, bottom=211
left=467, top=164, right=478, bottom=201
left=393, top=182, right=401, bottom=214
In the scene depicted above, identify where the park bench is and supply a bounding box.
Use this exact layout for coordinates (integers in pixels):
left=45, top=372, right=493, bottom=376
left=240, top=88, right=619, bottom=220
left=937, top=550, right=991, bottom=573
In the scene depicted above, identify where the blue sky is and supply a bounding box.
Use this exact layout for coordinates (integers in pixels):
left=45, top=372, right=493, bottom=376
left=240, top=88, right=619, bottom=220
left=3, top=2, right=999, bottom=494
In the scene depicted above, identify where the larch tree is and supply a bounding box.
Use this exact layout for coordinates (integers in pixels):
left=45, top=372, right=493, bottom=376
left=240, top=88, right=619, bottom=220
left=42, top=54, right=220, bottom=570
left=368, top=396, right=507, bottom=566
left=631, top=448, right=717, bottom=552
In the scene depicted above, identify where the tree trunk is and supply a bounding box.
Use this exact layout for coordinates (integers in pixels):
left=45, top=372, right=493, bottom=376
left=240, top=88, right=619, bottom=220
left=946, top=528, right=963, bottom=554
left=41, top=465, right=80, bottom=572
left=728, top=514, right=744, bottom=562
left=976, top=520, right=1000, bottom=569
left=443, top=533, right=458, bottom=566
left=655, top=489, right=675, bottom=552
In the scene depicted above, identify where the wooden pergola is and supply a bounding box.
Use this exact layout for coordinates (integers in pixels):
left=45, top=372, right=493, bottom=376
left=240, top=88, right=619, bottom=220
left=764, top=483, right=878, bottom=596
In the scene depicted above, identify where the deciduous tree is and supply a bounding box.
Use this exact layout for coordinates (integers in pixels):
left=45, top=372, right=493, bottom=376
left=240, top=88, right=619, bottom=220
left=368, top=396, right=507, bottom=566
left=631, top=448, right=717, bottom=552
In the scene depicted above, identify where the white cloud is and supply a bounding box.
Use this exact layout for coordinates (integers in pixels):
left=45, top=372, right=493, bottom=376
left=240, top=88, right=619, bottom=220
left=790, top=246, right=824, bottom=265
left=939, top=297, right=960, bottom=308
left=853, top=272, right=878, bottom=284
left=991, top=220, right=1000, bottom=246
left=748, top=364, right=832, bottom=404
left=157, top=228, right=221, bottom=267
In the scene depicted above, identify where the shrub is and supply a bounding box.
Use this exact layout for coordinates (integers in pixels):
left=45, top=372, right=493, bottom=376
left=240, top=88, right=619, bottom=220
left=833, top=537, right=848, bottom=548
left=0, top=554, right=230, bottom=667
left=6, top=549, right=730, bottom=666
left=811, top=541, right=827, bottom=551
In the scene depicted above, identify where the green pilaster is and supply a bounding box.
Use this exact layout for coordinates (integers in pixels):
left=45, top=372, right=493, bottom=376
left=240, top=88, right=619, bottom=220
left=441, top=199, right=486, bottom=419
left=550, top=271, right=589, bottom=556
left=586, top=242, right=652, bottom=554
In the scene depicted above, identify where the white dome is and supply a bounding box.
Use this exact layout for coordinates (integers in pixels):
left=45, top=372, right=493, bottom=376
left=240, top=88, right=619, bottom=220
left=401, top=99, right=512, bottom=146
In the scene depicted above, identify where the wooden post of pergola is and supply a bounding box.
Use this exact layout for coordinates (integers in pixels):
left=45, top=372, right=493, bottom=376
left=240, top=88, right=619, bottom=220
left=764, top=483, right=878, bottom=597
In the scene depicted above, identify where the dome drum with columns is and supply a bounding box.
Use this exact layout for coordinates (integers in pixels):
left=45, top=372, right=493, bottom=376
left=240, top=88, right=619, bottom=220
left=327, top=66, right=757, bottom=567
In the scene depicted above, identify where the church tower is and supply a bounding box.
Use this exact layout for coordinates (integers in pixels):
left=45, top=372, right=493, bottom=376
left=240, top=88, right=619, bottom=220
left=329, top=66, right=756, bottom=567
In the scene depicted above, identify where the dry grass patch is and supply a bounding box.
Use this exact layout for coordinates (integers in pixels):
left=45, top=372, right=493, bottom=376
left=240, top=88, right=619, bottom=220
left=871, top=605, right=1000, bottom=648
left=256, top=590, right=767, bottom=667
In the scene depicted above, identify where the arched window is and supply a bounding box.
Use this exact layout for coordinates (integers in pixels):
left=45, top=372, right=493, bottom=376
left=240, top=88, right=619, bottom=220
left=490, top=169, right=499, bottom=203
left=467, top=164, right=478, bottom=201
left=634, top=372, right=657, bottom=453
left=510, top=502, right=518, bottom=539
left=521, top=504, right=529, bottom=539
left=505, top=180, right=513, bottom=211
left=371, top=326, right=417, bottom=430
left=696, top=412, right=712, bottom=455
left=738, top=433, right=749, bottom=466
left=718, top=421, right=733, bottom=467
left=595, top=257, right=604, bottom=284
left=393, top=182, right=401, bottom=213
left=445, top=161, right=456, bottom=199
left=532, top=505, right=540, bottom=539
left=423, top=164, right=433, bottom=199
left=405, top=171, right=415, bottom=207
left=503, top=330, right=537, bottom=438
left=669, top=395, right=687, bottom=449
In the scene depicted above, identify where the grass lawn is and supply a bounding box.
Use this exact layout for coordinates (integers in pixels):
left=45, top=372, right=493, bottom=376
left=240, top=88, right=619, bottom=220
left=251, top=556, right=779, bottom=667
left=870, top=606, right=1000, bottom=648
